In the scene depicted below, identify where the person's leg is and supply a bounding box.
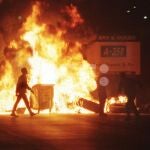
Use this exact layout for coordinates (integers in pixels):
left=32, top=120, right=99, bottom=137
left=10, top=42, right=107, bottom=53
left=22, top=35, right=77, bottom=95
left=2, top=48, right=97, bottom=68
left=130, top=97, right=140, bottom=118
left=126, top=95, right=140, bottom=120
left=11, top=95, right=21, bottom=116
left=22, top=94, right=36, bottom=116
left=99, top=99, right=107, bottom=117
left=125, top=97, right=131, bottom=120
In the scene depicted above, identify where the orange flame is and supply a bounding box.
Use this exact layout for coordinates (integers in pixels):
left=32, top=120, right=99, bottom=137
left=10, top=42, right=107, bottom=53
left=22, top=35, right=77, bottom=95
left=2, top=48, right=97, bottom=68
left=0, top=2, right=96, bottom=114
left=0, top=61, right=15, bottom=112
left=104, top=95, right=128, bottom=113
left=63, top=4, right=84, bottom=28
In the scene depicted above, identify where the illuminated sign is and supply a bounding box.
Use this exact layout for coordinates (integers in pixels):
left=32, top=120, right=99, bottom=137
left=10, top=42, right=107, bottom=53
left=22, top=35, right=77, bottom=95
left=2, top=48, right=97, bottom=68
left=97, top=35, right=138, bottom=41
left=101, top=46, right=126, bottom=57
left=86, top=41, right=141, bottom=74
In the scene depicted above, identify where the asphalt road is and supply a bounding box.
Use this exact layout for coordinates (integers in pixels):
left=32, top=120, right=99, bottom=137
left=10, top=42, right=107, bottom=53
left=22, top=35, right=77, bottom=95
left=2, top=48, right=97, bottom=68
left=0, top=113, right=150, bottom=150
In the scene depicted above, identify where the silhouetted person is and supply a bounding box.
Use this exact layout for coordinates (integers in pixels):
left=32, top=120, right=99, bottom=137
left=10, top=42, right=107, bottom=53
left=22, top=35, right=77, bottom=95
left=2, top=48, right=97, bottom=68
left=119, top=72, right=140, bottom=120
left=11, top=67, right=36, bottom=117
left=97, top=75, right=107, bottom=117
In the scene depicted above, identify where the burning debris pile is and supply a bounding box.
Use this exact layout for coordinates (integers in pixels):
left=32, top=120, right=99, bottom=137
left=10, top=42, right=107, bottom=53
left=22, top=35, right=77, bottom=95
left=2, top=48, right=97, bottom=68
left=0, top=1, right=97, bottom=113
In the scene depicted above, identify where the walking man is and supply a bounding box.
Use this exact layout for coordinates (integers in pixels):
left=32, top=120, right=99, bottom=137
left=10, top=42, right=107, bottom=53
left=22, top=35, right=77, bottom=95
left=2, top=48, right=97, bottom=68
left=11, top=67, right=36, bottom=117
left=119, top=72, right=140, bottom=120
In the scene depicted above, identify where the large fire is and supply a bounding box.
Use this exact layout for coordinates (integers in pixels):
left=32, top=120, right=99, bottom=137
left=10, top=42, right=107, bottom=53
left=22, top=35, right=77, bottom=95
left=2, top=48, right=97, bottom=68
left=0, top=2, right=97, bottom=114
left=0, top=2, right=127, bottom=115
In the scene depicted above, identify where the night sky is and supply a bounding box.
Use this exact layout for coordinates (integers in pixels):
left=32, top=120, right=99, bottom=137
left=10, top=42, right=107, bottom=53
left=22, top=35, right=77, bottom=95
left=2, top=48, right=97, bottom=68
left=0, top=0, right=150, bottom=83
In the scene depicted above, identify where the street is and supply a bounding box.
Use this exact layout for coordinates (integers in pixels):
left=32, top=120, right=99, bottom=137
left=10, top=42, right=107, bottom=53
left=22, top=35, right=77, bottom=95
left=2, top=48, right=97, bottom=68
left=0, top=113, right=150, bottom=150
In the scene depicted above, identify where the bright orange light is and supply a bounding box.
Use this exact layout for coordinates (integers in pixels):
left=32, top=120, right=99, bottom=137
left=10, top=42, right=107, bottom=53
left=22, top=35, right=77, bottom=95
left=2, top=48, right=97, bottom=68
left=0, top=2, right=96, bottom=114
left=104, top=95, right=128, bottom=113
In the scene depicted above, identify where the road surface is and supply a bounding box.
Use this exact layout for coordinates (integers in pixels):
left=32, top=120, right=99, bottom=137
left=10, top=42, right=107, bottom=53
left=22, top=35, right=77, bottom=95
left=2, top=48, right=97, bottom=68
left=0, top=113, right=150, bottom=150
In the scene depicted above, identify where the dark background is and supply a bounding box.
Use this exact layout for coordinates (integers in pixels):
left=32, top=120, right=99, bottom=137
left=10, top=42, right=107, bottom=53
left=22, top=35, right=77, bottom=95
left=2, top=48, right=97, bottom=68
left=0, top=0, right=150, bottom=84
left=76, top=0, right=150, bottom=84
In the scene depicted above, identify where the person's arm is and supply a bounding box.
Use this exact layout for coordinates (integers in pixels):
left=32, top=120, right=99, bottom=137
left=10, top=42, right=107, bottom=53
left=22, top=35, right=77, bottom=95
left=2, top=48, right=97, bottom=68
left=16, top=77, right=20, bottom=96
left=24, top=76, right=34, bottom=94
left=26, top=83, right=34, bottom=94
left=16, top=83, right=19, bottom=96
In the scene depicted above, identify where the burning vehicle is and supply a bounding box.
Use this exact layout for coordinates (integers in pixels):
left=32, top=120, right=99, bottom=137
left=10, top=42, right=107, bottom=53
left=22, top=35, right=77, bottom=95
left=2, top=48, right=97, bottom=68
left=104, top=96, right=127, bottom=113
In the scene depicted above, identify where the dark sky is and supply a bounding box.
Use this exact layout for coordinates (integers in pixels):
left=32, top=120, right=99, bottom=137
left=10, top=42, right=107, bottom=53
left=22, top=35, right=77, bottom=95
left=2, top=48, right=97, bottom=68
left=0, top=1, right=149, bottom=36
left=0, top=0, right=150, bottom=82
left=0, top=0, right=150, bottom=34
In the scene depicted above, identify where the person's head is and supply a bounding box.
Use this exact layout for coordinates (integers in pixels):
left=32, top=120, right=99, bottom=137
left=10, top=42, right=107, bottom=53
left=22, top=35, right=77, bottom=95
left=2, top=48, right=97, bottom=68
left=21, top=67, right=28, bottom=74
